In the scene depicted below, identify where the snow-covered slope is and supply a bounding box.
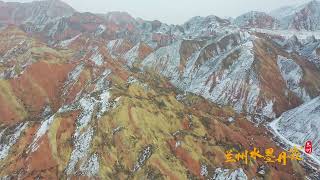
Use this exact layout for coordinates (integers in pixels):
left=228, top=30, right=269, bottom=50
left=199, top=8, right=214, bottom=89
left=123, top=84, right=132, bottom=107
left=271, top=0, right=320, bottom=31
left=212, top=168, right=247, bottom=180
left=182, top=15, right=231, bottom=38
left=257, top=29, right=320, bottom=69
left=141, top=30, right=320, bottom=121
left=0, top=0, right=75, bottom=30
left=142, top=32, right=258, bottom=115
left=234, top=11, right=279, bottom=29
left=277, top=55, right=311, bottom=102
left=269, top=96, right=320, bottom=166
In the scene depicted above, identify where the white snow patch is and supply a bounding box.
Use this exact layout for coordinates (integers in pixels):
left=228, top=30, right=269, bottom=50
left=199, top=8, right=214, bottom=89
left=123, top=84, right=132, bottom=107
left=175, top=141, right=182, bottom=148
left=212, top=168, right=247, bottom=180
left=262, top=100, right=276, bottom=119
left=227, top=117, right=235, bottom=122
left=107, top=39, right=123, bottom=51
left=65, top=127, right=94, bottom=175
left=133, top=145, right=152, bottom=172
left=62, top=64, right=84, bottom=97
left=127, top=76, right=138, bottom=84
left=114, top=96, right=121, bottom=103
left=90, top=47, right=104, bottom=66
left=28, top=114, right=56, bottom=153
left=277, top=55, right=310, bottom=102
left=124, top=42, right=140, bottom=67
left=76, top=97, right=96, bottom=133
left=95, top=24, right=106, bottom=36
left=79, top=153, right=100, bottom=176
left=254, top=29, right=320, bottom=40
left=200, top=164, right=208, bottom=177
left=95, top=69, right=111, bottom=91
left=65, top=69, right=112, bottom=175
left=59, top=34, right=81, bottom=47
left=0, top=122, right=28, bottom=160
left=97, top=90, right=111, bottom=119
left=107, top=39, right=124, bottom=57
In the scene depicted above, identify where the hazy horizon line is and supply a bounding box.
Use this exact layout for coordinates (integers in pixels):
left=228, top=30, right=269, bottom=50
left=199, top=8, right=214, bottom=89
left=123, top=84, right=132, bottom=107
left=2, top=0, right=313, bottom=25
